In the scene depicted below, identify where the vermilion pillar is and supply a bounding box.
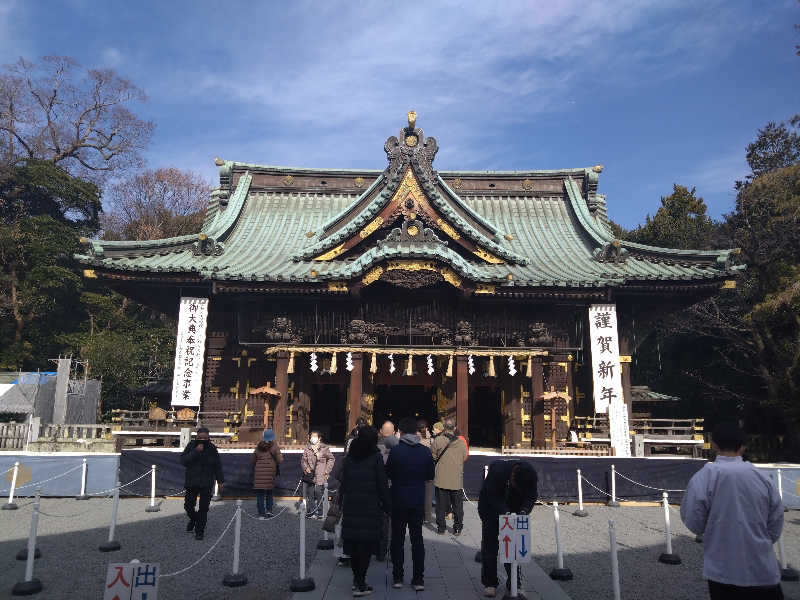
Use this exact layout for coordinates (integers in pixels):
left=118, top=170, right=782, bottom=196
left=273, top=351, right=289, bottom=440
left=347, top=353, right=363, bottom=433
left=456, top=355, right=469, bottom=440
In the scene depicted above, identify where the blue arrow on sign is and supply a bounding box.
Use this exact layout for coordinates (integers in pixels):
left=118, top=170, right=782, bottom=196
left=518, top=533, right=528, bottom=557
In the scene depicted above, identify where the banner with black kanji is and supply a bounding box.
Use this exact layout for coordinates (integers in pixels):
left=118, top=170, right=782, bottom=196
left=170, top=297, right=209, bottom=407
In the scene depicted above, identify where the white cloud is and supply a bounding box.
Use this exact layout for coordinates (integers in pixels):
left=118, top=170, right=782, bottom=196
left=100, top=47, right=123, bottom=68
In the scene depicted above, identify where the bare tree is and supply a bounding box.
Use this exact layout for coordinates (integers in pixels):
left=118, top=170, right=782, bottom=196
left=0, top=56, right=154, bottom=179
left=102, top=167, right=210, bottom=240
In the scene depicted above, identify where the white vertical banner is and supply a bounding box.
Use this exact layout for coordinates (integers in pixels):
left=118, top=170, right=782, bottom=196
left=588, top=304, right=631, bottom=457
left=171, top=297, right=209, bottom=407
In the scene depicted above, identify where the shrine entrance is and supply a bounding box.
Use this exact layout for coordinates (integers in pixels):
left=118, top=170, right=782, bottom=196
left=310, top=383, right=348, bottom=444
left=373, top=385, right=439, bottom=430
left=469, top=385, right=502, bottom=448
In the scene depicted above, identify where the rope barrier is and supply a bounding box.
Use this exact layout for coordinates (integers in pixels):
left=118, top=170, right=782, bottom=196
left=84, top=470, right=152, bottom=497
left=160, top=510, right=237, bottom=578
left=39, top=504, right=105, bottom=519
left=0, top=464, right=83, bottom=494
left=614, top=470, right=685, bottom=493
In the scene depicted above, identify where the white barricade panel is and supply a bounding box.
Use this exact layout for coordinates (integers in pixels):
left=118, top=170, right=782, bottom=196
left=499, top=514, right=516, bottom=563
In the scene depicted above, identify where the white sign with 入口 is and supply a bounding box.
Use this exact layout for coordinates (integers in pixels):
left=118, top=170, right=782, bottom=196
left=171, top=297, right=209, bottom=407
left=104, top=562, right=159, bottom=600
left=514, top=514, right=532, bottom=563
left=498, top=513, right=532, bottom=563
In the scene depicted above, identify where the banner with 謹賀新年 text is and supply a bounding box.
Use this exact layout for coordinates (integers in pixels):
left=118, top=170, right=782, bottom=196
left=171, top=297, right=209, bottom=407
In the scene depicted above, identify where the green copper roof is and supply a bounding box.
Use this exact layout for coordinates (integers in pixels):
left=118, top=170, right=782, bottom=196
left=76, top=119, right=739, bottom=290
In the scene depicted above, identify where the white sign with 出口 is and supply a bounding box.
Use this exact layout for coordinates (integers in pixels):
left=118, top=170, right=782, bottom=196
left=104, top=562, right=159, bottom=600
left=498, top=513, right=532, bottom=563
left=171, top=297, right=209, bottom=407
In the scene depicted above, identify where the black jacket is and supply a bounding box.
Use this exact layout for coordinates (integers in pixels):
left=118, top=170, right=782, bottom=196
left=385, top=435, right=435, bottom=510
left=478, top=459, right=537, bottom=518
left=180, top=439, right=224, bottom=489
left=338, top=438, right=391, bottom=543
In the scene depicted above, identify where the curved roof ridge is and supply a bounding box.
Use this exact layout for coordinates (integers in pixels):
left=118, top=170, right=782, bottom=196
left=203, top=172, right=252, bottom=242
left=319, top=174, right=384, bottom=235
left=436, top=175, right=499, bottom=236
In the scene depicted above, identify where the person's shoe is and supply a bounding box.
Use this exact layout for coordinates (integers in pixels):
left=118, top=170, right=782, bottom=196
left=265, top=511, right=274, bottom=518
left=186, top=520, right=195, bottom=532
left=437, top=526, right=446, bottom=535
left=337, top=557, right=350, bottom=567
left=258, top=515, right=267, bottom=521
left=392, top=578, right=403, bottom=589
left=353, top=584, right=373, bottom=597
left=194, top=530, right=204, bottom=540
left=483, top=586, right=497, bottom=598
left=411, top=579, right=424, bottom=591
left=306, top=513, right=316, bottom=519
left=453, top=526, right=463, bottom=536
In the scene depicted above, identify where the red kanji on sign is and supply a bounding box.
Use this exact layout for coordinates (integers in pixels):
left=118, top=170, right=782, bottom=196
left=501, top=515, right=514, bottom=531
left=107, top=567, right=130, bottom=589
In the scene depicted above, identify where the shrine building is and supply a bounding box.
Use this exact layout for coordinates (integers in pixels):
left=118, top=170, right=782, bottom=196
left=76, top=113, right=739, bottom=449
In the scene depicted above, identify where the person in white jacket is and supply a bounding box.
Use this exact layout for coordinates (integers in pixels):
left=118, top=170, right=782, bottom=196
left=680, top=421, right=784, bottom=600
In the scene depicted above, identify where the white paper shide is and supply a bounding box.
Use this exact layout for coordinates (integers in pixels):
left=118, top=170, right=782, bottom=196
left=588, top=304, right=631, bottom=457
left=171, top=297, right=209, bottom=407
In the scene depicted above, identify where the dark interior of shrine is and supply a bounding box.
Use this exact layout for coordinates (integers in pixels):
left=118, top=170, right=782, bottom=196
left=469, top=385, right=503, bottom=448
left=372, top=385, right=439, bottom=432
left=309, top=384, right=347, bottom=444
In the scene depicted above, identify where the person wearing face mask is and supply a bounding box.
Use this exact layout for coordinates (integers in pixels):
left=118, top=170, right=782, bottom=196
left=301, top=430, right=335, bottom=519
left=478, top=459, right=538, bottom=598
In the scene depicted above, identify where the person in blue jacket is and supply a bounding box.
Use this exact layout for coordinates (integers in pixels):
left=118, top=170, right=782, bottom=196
left=478, top=459, right=538, bottom=597
left=385, top=416, right=435, bottom=592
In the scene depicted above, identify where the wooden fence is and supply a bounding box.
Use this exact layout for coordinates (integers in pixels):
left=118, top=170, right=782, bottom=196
left=0, top=421, right=113, bottom=449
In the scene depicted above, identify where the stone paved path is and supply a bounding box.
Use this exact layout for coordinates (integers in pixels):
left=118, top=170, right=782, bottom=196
left=293, top=501, right=571, bottom=600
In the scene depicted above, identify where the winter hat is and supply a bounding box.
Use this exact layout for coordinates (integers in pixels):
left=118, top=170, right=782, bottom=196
left=262, top=429, right=276, bottom=442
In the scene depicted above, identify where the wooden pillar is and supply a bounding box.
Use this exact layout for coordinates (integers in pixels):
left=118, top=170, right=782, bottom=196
left=296, top=372, right=311, bottom=444
left=347, top=353, right=363, bottom=433
left=456, top=355, right=469, bottom=441
left=531, top=358, right=545, bottom=446
left=273, top=351, right=289, bottom=439
left=619, top=337, right=633, bottom=422
left=566, top=356, right=575, bottom=424
left=504, top=376, right=523, bottom=448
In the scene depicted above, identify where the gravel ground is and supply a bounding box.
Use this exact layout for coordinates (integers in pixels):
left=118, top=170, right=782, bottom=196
left=522, top=501, right=800, bottom=600
left=0, top=496, right=322, bottom=600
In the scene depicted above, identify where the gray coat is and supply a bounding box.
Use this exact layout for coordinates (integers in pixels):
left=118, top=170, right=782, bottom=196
left=431, top=433, right=468, bottom=490
left=301, top=443, right=335, bottom=485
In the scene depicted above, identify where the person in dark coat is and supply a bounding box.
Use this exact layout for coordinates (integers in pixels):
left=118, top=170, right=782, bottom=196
left=338, top=425, right=391, bottom=597
left=478, top=459, right=538, bottom=597
left=180, top=427, right=224, bottom=540
left=385, top=416, right=435, bottom=591
left=251, top=428, right=282, bottom=518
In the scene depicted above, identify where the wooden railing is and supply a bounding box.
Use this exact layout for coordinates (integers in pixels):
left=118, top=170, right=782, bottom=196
left=110, top=409, right=233, bottom=430
left=0, top=422, right=115, bottom=449
left=573, top=416, right=704, bottom=440
left=0, top=422, right=29, bottom=449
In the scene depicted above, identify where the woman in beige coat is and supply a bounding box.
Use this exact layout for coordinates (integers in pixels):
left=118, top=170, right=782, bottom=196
left=252, top=429, right=283, bottom=518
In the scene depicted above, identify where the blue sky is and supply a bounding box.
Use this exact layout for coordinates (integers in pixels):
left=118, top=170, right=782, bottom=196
left=2, top=0, right=798, bottom=227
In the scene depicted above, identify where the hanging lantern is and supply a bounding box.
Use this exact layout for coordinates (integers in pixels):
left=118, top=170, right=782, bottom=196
left=445, top=355, right=453, bottom=378
left=405, top=354, right=414, bottom=376
left=507, top=355, right=517, bottom=376
left=345, top=351, right=354, bottom=372
left=370, top=353, right=378, bottom=374
left=287, top=351, right=295, bottom=374
left=426, top=354, right=434, bottom=375
left=310, top=352, right=319, bottom=372
left=329, top=352, right=338, bottom=374
left=488, top=356, right=496, bottom=377
left=388, top=353, right=396, bottom=374
left=467, top=354, right=475, bottom=375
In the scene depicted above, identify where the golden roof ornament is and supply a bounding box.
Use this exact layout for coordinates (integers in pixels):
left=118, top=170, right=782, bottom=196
left=592, top=164, right=604, bottom=173
left=213, top=157, right=225, bottom=166
left=407, top=110, right=417, bottom=130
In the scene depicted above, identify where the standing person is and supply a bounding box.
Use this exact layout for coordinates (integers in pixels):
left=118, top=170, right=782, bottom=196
left=455, top=427, right=470, bottom=461
left=345, top=417, right=368, bottom=453
left=338, top=425, right=391, bottom=597
left=680, top=422, right=785, bottom=600
left=180, top=427, right=224, bottom=541
left=377, top=420, right=399, bottom=561
left=251, top=428, right=282, bottom=519
left=301, top=430, right=335, bottom=519
left=417, top=419, right=435, bottom=525
left=431, top=419, right=468, bottom=535
left=478, top=459, right=538, bottom=597
left=385, top=416, right=435, bottom=591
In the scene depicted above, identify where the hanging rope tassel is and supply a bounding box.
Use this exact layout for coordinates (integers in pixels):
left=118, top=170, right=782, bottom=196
left=488, top=356, right=496, bottom=377
left=406, top=354, right=414, bottom=376
left=287, top=351, right=295, bottom=374
left=370, top=352, right=378, bottom=374
left=527, top=355, right=533, bottom=377
left=445, top=354, right=453, bottom=378
left=329, top=352, right=338, bottom=374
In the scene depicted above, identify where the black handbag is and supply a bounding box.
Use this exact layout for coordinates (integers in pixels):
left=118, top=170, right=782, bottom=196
left=301, top=471, right=315, bottom=486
